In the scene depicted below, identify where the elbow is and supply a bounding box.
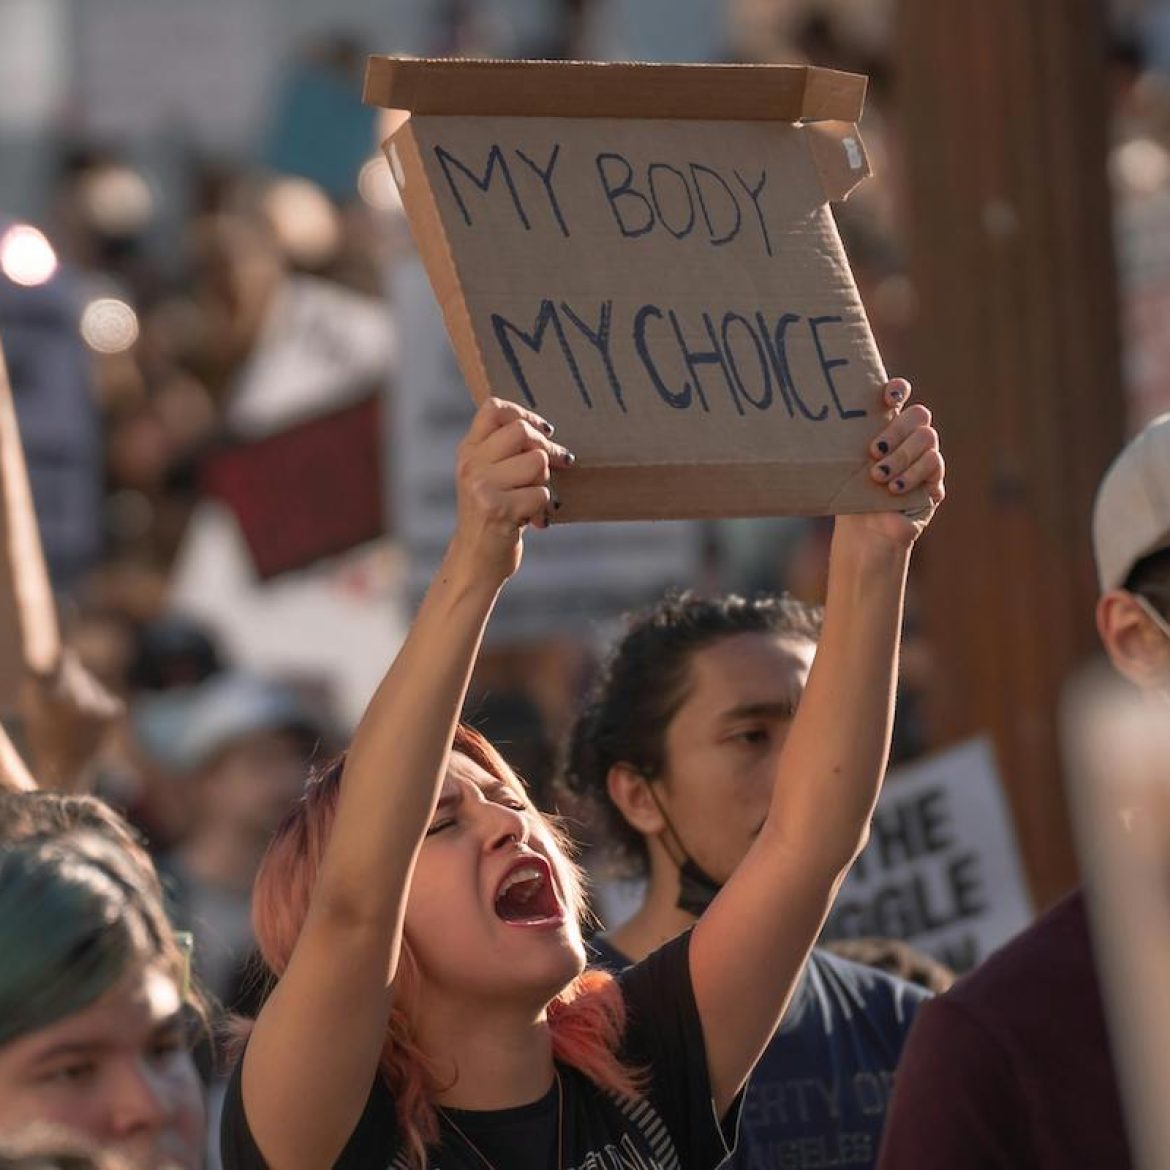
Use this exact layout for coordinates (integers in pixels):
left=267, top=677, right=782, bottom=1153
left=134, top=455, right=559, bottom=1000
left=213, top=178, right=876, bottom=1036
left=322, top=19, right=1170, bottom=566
left=309, top=878, right=398, bottom=942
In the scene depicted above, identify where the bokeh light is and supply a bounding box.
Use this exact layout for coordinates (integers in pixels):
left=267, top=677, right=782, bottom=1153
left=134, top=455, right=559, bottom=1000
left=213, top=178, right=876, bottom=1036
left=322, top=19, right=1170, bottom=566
left=358, top=156, right=402, bottom=213
left=1112, top=137, right=1170, bottom=196
left=81, top=297, right=140, bottom=354
left=262, top=177, right=340, bottom=268
left=0, top=223, right=59, bottom=287
left=78, top=164, right=157, bottom=238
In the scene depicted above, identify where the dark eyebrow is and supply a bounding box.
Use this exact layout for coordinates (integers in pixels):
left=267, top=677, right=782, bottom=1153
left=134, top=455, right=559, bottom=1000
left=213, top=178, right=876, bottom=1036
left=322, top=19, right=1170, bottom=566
left=481, top=778, right=522, bottom=802
left=30, top=1010, right=186, bottom=1066
left=718, top=700, right=799, bottom=724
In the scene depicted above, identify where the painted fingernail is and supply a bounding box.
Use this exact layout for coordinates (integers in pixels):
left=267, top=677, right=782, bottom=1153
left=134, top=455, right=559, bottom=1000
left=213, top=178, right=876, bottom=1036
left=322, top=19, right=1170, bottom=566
left=875, top=440, right=889, bottom=455
left=894, top=478, right=906, bottom=492
left=877, top=463, right=891, bottom=479
left=539, top=420, right=555, bottom=437
left=563, top=449, right=576, bottom=466
left=549, top=487, right=561, bottom=510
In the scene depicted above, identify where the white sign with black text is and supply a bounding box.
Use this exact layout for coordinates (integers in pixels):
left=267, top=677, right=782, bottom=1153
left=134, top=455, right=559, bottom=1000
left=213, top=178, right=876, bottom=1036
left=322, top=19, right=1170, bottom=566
left=823, top=737, right=1033, bottom=973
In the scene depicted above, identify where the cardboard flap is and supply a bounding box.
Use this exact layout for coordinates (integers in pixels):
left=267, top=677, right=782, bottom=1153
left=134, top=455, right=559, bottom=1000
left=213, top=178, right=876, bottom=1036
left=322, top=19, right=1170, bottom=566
left=806, top=121, right=871, bottom=203
left=0, top=340, right=60, bottom=711
left=364, top=57, right=866, bottom=123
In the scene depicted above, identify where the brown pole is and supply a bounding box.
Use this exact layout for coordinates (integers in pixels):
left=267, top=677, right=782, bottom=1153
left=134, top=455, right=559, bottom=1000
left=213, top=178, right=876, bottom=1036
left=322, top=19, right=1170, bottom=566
left=894, top=0, right=1125, bottom=909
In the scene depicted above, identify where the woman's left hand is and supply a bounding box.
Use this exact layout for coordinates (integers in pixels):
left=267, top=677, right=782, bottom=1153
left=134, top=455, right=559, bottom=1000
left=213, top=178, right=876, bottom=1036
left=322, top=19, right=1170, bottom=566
left=843, top=378, right=945, bottom=550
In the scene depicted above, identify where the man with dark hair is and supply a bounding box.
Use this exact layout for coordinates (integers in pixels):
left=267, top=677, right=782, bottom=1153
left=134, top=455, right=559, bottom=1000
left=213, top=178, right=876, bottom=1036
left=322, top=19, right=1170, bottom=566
left=877, top=414, right=1170, bottom=1169
left=560, top=590, right=930, bottom=1170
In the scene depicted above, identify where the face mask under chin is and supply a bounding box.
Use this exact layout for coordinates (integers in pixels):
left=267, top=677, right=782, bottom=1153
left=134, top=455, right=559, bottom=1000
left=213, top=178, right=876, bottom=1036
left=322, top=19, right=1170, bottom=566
left=676, top=856, right=724, bottom=916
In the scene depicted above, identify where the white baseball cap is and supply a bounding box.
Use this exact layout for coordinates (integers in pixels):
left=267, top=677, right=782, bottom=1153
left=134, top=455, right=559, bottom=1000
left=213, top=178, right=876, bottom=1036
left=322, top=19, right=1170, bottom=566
left=1093, top=412, right=1170, bottom=593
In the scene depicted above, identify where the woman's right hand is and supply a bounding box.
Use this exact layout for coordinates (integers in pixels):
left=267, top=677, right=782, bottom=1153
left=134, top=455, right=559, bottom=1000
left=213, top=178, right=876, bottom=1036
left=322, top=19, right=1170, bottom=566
left=450, top=397, right=575, bottom=585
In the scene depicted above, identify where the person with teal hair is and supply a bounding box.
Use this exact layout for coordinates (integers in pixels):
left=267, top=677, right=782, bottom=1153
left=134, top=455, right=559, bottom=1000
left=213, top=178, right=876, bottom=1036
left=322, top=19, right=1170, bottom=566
left=0, top=830, right=205, bottom=1170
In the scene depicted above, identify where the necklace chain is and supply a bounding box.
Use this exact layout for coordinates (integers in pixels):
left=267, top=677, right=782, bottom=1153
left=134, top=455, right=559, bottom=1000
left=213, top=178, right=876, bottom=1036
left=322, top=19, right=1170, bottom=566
left=436, top=1068, right=564, bottom=1170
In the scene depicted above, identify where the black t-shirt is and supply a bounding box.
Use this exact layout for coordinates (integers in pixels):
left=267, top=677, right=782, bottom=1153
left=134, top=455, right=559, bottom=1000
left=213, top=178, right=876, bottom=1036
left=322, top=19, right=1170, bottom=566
left=591, top=938, right=928, bottom=1170
left=220, top=930, right=739, bottom=1169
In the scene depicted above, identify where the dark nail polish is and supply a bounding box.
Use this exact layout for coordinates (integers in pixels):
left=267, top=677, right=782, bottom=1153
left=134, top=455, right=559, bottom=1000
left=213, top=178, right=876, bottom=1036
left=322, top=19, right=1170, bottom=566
left=877, top=464, right=891, bottom=479
left=894, top=478, right=906, bottom=492
left=540, top=420, right=555, bottom=437
left=564, top=450, right=576, bottom=466
left=876, top=440, right=889, bottom=455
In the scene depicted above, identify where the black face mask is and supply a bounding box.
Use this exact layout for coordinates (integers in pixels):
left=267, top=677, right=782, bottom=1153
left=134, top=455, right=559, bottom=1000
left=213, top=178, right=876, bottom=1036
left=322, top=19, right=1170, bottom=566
left=676, top=856, right=724, bottom=916
left=645, top=778, right=724, bottom=916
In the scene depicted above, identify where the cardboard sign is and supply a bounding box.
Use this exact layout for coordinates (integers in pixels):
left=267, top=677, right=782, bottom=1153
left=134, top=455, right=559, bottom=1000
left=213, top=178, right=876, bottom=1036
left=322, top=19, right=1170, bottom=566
left=1064, top=668, right=1170, bottom=1170
left=822, top=738, right=1032, bottom=973
left=0, top=340, right=60, bottom=711
left=365, top=57, right=917, bottom=522
left=392, top=254, right=701, bottom=644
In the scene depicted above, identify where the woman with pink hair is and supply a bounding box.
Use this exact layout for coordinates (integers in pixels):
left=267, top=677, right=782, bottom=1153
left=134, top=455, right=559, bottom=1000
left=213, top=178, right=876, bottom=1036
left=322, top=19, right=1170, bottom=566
left=221, top=383, right=944, bottom=1170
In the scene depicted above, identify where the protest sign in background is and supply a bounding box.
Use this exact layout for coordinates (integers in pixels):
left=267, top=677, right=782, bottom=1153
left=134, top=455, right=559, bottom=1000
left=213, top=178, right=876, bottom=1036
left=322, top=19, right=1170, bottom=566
left=367, top=58, right=922, bottom=522
left=170, top=275, right=402, bottom=727
left=823, top=738, right=1032, bottom=972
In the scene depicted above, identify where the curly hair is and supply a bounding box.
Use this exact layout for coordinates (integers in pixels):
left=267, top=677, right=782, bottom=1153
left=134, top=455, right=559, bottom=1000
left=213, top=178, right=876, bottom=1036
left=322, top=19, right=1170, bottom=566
left=558, top=590, right=823, bottom=876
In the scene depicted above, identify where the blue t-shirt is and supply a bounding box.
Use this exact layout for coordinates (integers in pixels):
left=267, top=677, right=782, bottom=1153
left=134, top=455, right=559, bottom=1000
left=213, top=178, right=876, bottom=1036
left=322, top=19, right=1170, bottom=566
left=590, top=938, right=928, bottom=1170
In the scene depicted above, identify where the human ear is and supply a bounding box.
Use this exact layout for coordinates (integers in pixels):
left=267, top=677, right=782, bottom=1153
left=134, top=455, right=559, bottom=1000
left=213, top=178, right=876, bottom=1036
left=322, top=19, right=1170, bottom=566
left=1096, top=591, right=1170, bottom=687
left=606, top=763, right=666, bottom=836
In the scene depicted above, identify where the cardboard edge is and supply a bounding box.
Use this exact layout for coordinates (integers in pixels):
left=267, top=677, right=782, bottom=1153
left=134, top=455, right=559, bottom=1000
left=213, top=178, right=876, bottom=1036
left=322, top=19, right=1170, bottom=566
left=384, top=123, right=494, bottom=404
left=550, top=460, right=928, bottom=523
left=801, top=66, right=869, bottom=122
left=364, top=57, right=867, bottom=123
left=805, top=121, right=872, bottom=203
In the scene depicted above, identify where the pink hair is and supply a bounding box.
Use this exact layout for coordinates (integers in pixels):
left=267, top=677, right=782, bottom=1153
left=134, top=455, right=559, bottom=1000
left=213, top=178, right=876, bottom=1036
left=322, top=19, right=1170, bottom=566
left=243, top=723, right=644, bottom=1169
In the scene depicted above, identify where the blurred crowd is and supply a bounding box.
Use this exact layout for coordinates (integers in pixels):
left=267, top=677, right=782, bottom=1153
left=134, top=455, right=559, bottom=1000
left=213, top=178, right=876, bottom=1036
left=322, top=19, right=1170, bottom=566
left=5, top=0, right=1170, bottom=1018
left=2, top=1, right=1170, bottom=1166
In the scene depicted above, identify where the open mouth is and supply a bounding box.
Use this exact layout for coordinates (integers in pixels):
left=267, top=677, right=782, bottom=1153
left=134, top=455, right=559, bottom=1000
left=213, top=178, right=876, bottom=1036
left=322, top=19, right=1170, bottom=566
left=494, top=856, right=564, bottom=926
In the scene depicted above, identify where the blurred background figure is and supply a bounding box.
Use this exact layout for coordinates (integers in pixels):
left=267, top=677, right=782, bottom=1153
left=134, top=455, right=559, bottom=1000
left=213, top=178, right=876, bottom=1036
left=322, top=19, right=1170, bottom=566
left=0, top=831, right=205, bottom=1170
left=0, top=0, right=1168, bottom=1162
left=149, top=672, right=332, bottom=1014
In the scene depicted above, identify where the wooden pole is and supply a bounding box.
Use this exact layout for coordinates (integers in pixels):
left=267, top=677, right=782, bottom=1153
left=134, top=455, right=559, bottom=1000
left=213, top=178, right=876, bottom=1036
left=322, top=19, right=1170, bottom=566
left=894, top=0, right=1125, bottom=909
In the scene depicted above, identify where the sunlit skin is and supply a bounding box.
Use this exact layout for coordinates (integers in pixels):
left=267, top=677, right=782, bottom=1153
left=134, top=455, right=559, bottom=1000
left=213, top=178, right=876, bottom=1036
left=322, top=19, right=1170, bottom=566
left=609, top=633, right=817, bottom=961
left=655, top=633, right=817, bottom=883
left=0, top=964, right=205, bottom=1170
left=406, top=753, right=585, bottom=1008
left=237, top=384, right=945, bottom=1169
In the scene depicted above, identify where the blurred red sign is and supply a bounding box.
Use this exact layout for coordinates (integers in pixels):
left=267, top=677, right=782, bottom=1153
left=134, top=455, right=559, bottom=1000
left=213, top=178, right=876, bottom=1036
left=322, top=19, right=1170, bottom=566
left=201, top=395, right=384, bottom=580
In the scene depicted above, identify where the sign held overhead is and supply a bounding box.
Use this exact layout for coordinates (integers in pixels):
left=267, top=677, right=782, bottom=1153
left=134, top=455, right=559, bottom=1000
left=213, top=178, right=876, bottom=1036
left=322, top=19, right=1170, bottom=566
left=365, top=57, right=919, bottom=521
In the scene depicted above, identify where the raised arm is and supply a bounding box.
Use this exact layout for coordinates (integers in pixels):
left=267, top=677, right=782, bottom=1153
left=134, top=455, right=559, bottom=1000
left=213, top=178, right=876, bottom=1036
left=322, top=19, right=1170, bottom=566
left=240, top=399, right=570, bottom=1170
left=690, top=380, right=945, bottom=1115
left=0, top=721, right=35, bottom=793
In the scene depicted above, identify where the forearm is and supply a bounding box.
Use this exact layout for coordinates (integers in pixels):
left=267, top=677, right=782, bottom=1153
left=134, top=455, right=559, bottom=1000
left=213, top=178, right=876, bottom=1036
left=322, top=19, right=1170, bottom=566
left=312, top=540, right=501, bottom=934
left=765, top=517, right=909, bottom=876
left=0, top=723, right=36, bottom=792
